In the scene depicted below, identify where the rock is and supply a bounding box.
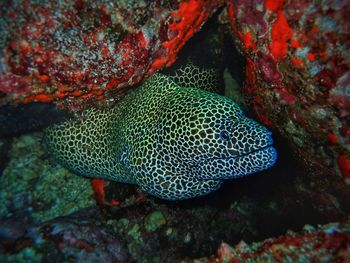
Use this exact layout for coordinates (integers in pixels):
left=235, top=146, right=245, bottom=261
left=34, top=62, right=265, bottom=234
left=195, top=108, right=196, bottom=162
left=1, top=207, right=129, bottom=262
left=225, top=0, right=350, bottom=181
left=144, top=211, right=166, bottom=232
left=0, top=0, right=224, bottom=109
left=190, top=217, right=350, bottom=262
left=0, top=132, right=95, bottom=223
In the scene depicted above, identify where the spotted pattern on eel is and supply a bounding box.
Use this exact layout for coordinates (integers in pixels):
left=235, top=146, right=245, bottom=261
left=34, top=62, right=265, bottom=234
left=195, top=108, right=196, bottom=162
left=44, top=65, right=277, bottom=200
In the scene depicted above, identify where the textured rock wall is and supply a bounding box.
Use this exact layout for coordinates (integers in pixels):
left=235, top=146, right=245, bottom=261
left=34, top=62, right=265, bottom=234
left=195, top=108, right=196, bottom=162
left=226, top=0, right=350, bottom=180
left=0, top=0, right=223, bottom=109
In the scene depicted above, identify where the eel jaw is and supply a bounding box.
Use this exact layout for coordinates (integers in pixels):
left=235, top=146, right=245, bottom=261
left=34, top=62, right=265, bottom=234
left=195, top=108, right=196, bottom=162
left=194, top=145, right=277, bottom=180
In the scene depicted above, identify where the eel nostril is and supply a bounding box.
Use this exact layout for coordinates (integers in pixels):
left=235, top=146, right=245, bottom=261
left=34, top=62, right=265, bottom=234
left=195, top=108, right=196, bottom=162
left=255, top=138, right=261, bottom=145
left=220, top=130, right=230, bottom=141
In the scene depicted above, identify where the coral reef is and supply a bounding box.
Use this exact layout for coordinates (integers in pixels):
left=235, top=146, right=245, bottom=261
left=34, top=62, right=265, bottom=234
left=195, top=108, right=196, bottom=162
left=0, top=0, right=350, bottom=262
left=0, top=0, right=223, bottom=108
left=0, top=133, right=95, bottom=223
left=0, top=207, right=129, bottom=262
left=225, top=0, right=350, bottom=180
left=191, top=217, right=350, bottom=262
left=0, top=0, right=348, bottom=179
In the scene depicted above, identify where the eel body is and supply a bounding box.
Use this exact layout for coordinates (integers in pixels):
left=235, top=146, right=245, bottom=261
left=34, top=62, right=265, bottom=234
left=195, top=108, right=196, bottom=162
left=45, top=66, right=277, bottom=200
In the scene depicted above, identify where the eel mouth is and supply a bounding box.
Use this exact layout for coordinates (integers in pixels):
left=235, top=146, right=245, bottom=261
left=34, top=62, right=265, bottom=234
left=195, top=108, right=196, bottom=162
left=194, top=145, right=278, bottom=180
left=235, top=144, right=275, bottom=159
left=208, top=144, right=276, bottom=161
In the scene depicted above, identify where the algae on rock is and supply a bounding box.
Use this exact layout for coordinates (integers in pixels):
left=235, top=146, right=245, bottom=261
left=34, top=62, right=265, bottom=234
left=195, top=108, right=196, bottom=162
left=0, top=132, right=95, bottom=223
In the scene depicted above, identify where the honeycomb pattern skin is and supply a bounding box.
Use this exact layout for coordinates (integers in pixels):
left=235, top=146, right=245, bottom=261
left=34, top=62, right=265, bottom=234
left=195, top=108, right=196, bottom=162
left=169, top=63, right=222, bottom=92
left=45, top=69, right=277, bottom=200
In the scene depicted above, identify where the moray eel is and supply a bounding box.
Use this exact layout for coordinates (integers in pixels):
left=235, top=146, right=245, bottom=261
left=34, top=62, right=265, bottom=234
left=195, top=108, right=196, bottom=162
left=44, top=65, right=277, bottom=200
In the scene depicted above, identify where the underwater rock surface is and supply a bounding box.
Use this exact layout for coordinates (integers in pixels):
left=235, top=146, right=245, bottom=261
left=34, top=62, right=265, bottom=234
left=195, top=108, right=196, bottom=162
left=0, top=0, right=223, bottom=108
left=1, top=0, right=347, bottom=178
left=0, top=133, right=95, bottom=223
left=226, top=0, right=350, bottom=181
left=192, top=217, right=350, bottom=262
left=0, top=207, right=129, bottom=262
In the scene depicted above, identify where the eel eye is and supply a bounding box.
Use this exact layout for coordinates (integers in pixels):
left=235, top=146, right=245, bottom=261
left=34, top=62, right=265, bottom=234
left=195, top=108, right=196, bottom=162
left=220, top=130, right=230, bottom=141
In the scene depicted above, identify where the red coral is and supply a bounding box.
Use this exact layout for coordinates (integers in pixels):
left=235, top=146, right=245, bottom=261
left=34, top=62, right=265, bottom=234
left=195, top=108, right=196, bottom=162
left=269, top=10, right=293, bottom=61
left=226, top=0, right=350, bottom=181
left=199, top=219, right=350, bottom=262
left=337, top=155, right=350, bottom=179
left=242, top=32, right=257, bottom=51
left=264, top=0, right=284, bottom=12
left=0, top=0, right=223, bottom=108
left=150, top=0, right=224, bottom=71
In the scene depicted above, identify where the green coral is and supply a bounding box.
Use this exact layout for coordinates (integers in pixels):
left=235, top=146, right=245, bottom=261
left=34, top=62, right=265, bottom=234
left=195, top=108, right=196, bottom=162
left=144, top=211, right=167, bottom=232
left=127, top=223, right=143, bottom=242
